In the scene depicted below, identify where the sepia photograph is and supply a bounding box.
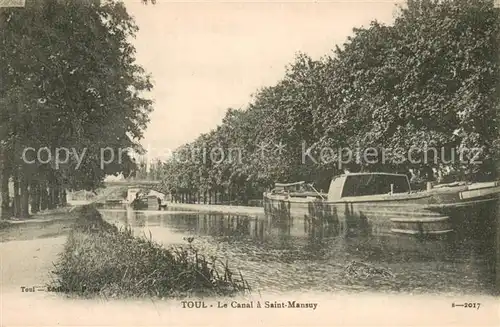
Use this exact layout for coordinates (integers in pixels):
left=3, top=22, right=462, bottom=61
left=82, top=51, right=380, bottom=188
left=1, top=0, right=500, bottom=326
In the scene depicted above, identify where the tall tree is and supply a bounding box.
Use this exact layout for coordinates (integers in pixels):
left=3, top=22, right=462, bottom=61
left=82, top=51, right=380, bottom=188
left=158, top=0, right=500, bottom=202
left=0, top=0, right=153, bottom=218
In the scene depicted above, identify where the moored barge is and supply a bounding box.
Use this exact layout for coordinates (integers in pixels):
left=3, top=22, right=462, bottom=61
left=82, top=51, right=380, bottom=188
left=263, top=173, right=500, bottom=238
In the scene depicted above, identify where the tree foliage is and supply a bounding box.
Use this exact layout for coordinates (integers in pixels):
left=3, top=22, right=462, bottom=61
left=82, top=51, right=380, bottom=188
left=0, top=0, right=153, bottom=217
left=155, top=0, right=500, bottom=204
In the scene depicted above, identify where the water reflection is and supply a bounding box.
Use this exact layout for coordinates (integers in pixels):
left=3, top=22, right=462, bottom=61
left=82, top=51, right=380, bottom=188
left=100, top=209, right=496, bottom=295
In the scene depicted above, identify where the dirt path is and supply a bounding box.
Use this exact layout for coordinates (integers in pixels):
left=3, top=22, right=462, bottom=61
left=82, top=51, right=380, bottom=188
left=1, top=210, right=77, bottom=327
left=1, top=236, right=66, bottom=291
left=0, top=209, right=77, bottom=292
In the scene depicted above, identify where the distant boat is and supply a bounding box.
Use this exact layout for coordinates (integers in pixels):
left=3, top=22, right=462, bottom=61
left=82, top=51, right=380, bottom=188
left=129, top=193, right=168, bottom=211
left=130, top=197, right=147, bottom=210
left=126, top=187, right=142, bottom=205
left=263, top=172, right=500, bottom=238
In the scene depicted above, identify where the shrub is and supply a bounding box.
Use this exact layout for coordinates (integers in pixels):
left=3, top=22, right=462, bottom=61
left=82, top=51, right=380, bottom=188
left=0, top=220, right=10, bottom=230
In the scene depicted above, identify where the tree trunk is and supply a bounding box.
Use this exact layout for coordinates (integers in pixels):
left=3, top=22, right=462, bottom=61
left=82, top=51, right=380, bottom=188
left=0, top=165, right=9, bottom=219
left=47, top=186, right=53, bottom=209
left=13, top=169, right=21, bottom=218
left=53, top=184, right=60, bottom=207
left=60, top=188, right=67, bottom=206
left=35, top=185, right=41, bottom=211
left=47, top=182, right=55, bottom=210
left=40, top=182, right=48, bottom=211
left=30, top=180, right=40, bottom=214
left=20, top=173, right=30, bottom=218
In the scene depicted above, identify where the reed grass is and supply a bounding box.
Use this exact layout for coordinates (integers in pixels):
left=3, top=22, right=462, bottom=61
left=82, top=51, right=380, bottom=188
left=50, top=205, right=250, bottom=298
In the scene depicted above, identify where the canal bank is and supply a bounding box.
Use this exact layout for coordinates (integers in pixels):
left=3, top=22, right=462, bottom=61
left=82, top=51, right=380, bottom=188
left=49, top=205, right=249, bottom=298
left=167, top=203, right=264, bottom=216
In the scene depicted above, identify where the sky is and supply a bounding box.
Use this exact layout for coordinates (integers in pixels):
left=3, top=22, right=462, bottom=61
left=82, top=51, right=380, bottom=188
left=124, top=0, right=401, bottom=160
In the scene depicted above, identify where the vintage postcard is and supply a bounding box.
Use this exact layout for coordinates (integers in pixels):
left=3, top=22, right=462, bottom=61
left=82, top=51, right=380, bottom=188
left=1, top=0, right=499, bottom=326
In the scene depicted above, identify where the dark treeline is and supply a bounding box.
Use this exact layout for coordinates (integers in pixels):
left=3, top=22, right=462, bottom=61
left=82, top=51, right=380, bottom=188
left=154, top=0, right=500, bottom=205
left=0, top=0, right=153, bottom=218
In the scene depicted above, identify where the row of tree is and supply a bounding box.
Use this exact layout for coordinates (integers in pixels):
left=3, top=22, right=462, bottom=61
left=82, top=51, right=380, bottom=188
left=0, top=0, right=153, bottom=218
left=152, top=0, right=500, bottom=205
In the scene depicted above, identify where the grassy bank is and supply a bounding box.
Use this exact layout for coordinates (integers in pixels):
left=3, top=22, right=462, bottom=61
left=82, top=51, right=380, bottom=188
left=50, top=205, right=250, bottom=298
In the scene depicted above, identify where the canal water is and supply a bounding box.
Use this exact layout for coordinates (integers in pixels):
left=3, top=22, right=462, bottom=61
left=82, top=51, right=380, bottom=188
left=100, top=207, right=497, bottom=296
